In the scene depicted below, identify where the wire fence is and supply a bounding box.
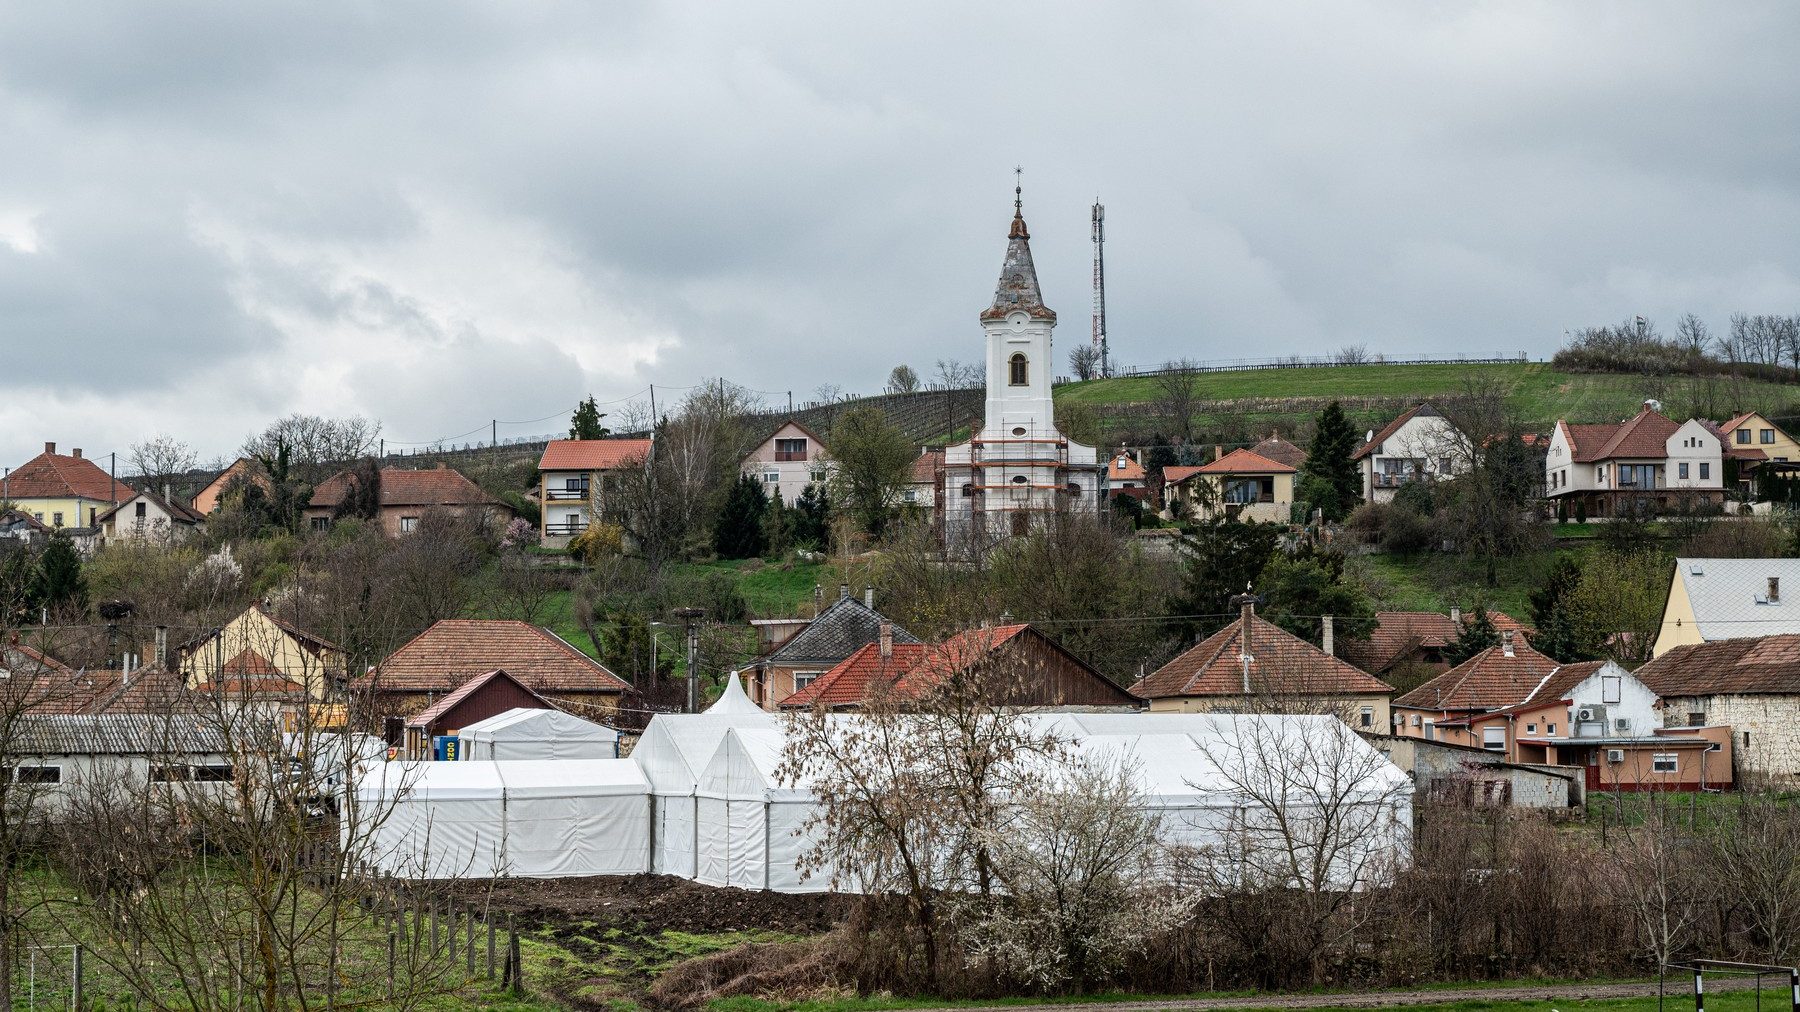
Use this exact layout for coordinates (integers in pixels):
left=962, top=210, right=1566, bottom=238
left=1107, top=351, right=1536, bottom=378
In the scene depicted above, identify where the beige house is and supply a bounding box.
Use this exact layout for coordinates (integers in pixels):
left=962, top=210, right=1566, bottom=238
left=1718, top=411, right=1800, bottom=465
left=537, top=438, right=654, bottom=548
left=1653, top=557, right=1800, bottom=657
left=1165, top=448, right=1296, bottom=522
left=305, top=464, right=510, bottom=536
left=191, top=458, right=270, bottom=514
left=176, top=604, right=345, bottom=699
left=739, top=420, right=832, bottom=506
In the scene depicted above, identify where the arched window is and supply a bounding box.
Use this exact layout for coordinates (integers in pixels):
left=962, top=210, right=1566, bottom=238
left=1009, top=353, right=1028, bottom=386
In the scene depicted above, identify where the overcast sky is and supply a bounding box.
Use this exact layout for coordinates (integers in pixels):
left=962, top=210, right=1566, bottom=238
left=3, top=2, right=1799, bottom=469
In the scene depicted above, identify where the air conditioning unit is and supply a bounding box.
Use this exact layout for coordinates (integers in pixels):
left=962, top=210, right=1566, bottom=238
left=1606, top=749, right=1625, bottom=764
left=1577, top=706, right=1597, bottom=722
left=1615, top=718, right=1632, bottom=733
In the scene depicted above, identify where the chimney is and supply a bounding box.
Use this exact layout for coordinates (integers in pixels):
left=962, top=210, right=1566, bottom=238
left=43, top=442, right=55, bottom=455
left=154, top=626, right=168, bottom=668
left=71, top=448, right=82, bottom=459
left=1321, top=615, right=1334, bottom=656
left=1238, top=596, right=1255, bottom=694
left=1770, top=576, right=1782, bottom=604
left=839, top=583, right=850, bottom=601
left=878, top=620, right=893, bottom=659
left=1502, top=630, right=1515, bottom=658
left=864, top=586, right=874, bottom=610
left=1450, top=605, right=1462, bottom=625
left=1214, top=444, right=1224, bottom=462
left=162, top=483, right=171, bottom=503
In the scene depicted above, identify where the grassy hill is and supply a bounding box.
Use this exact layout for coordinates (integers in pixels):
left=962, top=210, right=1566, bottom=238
left=1054, top=361, right=1800, bottom=439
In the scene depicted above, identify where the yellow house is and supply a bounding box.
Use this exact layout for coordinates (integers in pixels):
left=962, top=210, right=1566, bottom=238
left=1166, top=447, right=1298, bottom=523
left=176, top=604, right=347, bottom=699
left=1719, top=412, right=1800, bottom=465
left=1, top=442, right=124, bottom=531
left=1653, top=557, right=1800, bottom=657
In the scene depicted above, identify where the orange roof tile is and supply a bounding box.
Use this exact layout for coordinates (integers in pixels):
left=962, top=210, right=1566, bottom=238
left=539, top=439, right=653, bottom=472
left=1195, top=447, right=1296, bottom=474
left=4, top=447, right=123, bottom=502
left=780, top=642, right=929, bottom=708
left=1107, top=452, right=1146, bottom=482
left=1162, top=465, right=1206, bottom=485
left=912, top=447, right=945, bottom=484
left=358, top=619, right=628, bottom=694
left=1131, top=614, right=1393, bottom=699
left=309, top=465, right=501, bottom=509
left=1392, top=641, right=1562, bottom=712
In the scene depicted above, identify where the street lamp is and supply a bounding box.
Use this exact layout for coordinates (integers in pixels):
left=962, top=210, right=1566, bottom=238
left=671, top=607, right=706, bottom=713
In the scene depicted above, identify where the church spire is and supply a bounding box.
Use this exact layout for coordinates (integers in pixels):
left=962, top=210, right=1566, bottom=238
left=981, top=171, right=1056, bottom=323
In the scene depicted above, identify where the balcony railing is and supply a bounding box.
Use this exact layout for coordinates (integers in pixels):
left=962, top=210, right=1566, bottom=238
left=1374, top=472, right=1421, bottom=488
left=773, top=451, right=807, bottom=462
left=543, top=522, right=586, bottom=537
left=544, top=488, right=589, bottom=501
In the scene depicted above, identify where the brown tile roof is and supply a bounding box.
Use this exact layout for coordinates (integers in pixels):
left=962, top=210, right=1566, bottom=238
left=1353, top=404, right=1431, bottom=460
left=780, top=642, right=929, bottom=708
left=1518, top=659, right=1608, bottom=707
left=1593, top=407, right=1680, bottom=459
left=1719, top=412, right=1758, bottom=433
left=358, top=619, right=629, bottom=694
left=1107, top=451, right=1146, bottom=482
left=0, top=645, right=118, bottom=714
left=308, top=465, right=501, bottom=509
left=1162, top=465, right=1206, bottom=486
left=1635, top=635, right=1800, bottom=697
left=538, top=439, right=653, bottom=472
left=4, top=447, right=122, bottom=502
left=1131, top=614, right=1393, bottom=699
left=404, top=668, right=549, bottom=728
left=1392, top=641, right=1562, bottom=712
left=1342, top=610, right=1534, bottom=674
left=88, top=667, right=192, bottom=715
left=1250, top=435, right=1307, bottom=469
left=1195, top=448, right=1296, bottom=474
left=911, top=447, right=945, bottom=484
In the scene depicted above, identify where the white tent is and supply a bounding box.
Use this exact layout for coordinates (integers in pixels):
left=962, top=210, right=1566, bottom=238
left=693, top=727, right=834, bottom=892
left=457, top=707, right=620, bottom=761
left=631, top=672, right=777, bottom=876
left=353, top=759, right=650, bottom=879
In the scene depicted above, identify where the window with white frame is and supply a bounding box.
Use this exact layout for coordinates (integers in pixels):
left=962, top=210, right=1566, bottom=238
left=1359, top=706, right=1373, bottom=728
left=1482, top=726, right=1506, bottom=750
left=399, top=516, right=419, bottom=533
left=1526, top=722, right=1537, bottom=734
left=1602, top=675, right=1621, bottom=703
left=763, top=471, right=780, bottom=484
left=1547, top=722, right=1557, bottom=735
left=1652, top=753, right=1678, bottom=773
left=793, top=671, right=823, bottom=690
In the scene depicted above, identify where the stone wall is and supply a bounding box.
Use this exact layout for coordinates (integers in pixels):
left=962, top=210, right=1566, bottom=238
left=1665, top=693, right=1800, bottom=783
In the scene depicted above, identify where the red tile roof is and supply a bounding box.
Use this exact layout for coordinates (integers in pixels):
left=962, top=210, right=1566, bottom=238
left=1392, top=641, right=1562, bottom=712
left=404, top=668, right=550, bottom=728
left=1353, top=404, right=1430, bottom=460
left=893, top=624, right=1034, bottom=696
left=358, top=619, right=629, bottom=694
left=781, top=642, right=929, bottom=708
left=1635, top=635, right=1800, bottom=697
left=1107, top=452, right=1146, bottom=482
left=539, top=439, right=653, bottom=472
left=308, top=466, right=501, bottom=509
left=912, top=448, right=945, bottom=484
left=1162, top=465, right=1206, bottom=485
left=1195, top=448, right=1296, bottom=474
left=1131, top=614, right=1393, bottom=699
left=4, top=448, right=122, bottom=502
left=1250, top=435, right=1308, bottom=469
left=1558, top=407, right=1680, bottom=463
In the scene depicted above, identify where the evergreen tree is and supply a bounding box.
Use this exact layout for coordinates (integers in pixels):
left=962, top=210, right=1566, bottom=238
left=1260, top=549, right=1376, bottom=653
left=792, top=483, right=831, bottom=549
left=1302, top=401, right=1362, bottom=522
left=1171, top=517, right=1281, bottom=639
left=712, top=473, right=768, bottom=559
left=569, top=396, right=610, bottom=440
left=332, top=458, right=382, bottom=522
left=32, top=536, right=86, bottom=616
left=1444, top=605, right=1500, bottom=665
left=1529, top=555, right=1596, bottom=662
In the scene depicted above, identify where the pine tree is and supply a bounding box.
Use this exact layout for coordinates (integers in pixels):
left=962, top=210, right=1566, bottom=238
left=332, top=458, right=382, bottom=522
left=1302, top=401, right=1362, bottom=522
left=569, top=396, right=610, bottom=440
left=712, top=474, right=768, bottom=560
left=32, top=536, right=87, bottom=616
left=1444, top=605, right=1500, bottom=665
left=792, top=483, right=831, bottom=549
left=1528, top=556, right=1592, bottom=662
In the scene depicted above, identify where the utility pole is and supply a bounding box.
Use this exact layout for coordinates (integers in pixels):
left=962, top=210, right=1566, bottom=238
left=1092, top=200, right=1109, bottom=378
left=109, top=452, right=117, bottom=507
left=673, top=607, right=705, bottom=712
left=491, top=419, right=497, bottom=449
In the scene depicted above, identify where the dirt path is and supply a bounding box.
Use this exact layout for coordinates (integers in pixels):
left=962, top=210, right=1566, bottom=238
left=920, top=974, right=1768, bottom=1011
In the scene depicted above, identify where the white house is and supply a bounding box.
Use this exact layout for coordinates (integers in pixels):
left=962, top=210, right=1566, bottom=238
left=1545, top=403, right=1724, bottom=518
left=536, top=438, right=653, bottom=548
left=96, top=488, right=206, bottom=547
left=936, top=186, right=1102, bottom=548
left=903, top=448, right=944, bottom=510
left=739, top=420, right=831, bottom=506
left=1353, top=404, right=1467, bottom=503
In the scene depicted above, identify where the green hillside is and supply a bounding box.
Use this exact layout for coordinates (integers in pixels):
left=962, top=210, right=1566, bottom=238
left=1054, top=361, right=1800, bottom=440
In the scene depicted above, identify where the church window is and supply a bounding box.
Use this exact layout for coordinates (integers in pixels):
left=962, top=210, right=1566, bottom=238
left=1009, top=353, right=1028, bottom=386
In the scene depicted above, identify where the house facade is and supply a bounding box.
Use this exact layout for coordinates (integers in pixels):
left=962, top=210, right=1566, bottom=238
left=1544, top=404, right=1724, bottom=517
left=1718, top=412, right=1799, bottom=465
left=936, top=188, right=1102, bottom=549
left=1654, top=558, right=1800, bottom=657
left=904, top=447, right=945, bottom=510
left=2, top=442, right=122, bottom=531
left=305, top=464, right=509, bottom=536
left=1635, top=634, right=1800, bottom=783
left=537, top=438, right=654, bottom=548
left=1354, top=404, right=1467, bottom=503
left=1130, top=606, right=1395, bottom=730
left=1105, top=448, right=1147, bottom=501
left=747, top=586, right=921, bottom=709
left=400, top=668, right=553, bottom=760
left=740, top=420, right=831, bottom=506
left=191, top=458, right=269, bottom=515
left=97, top=489, right=206, bottom=546
left=177, top=605, right=344, bottom=699
left=1177, top=448, right=1296, bottom=522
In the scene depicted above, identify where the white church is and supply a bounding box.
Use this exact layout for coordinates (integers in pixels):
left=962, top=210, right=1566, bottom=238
left=935, top=187, right=1103, bottom=549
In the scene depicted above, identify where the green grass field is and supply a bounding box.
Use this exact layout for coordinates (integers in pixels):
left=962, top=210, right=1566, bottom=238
left=1055, top=361, right=1800, bottom=430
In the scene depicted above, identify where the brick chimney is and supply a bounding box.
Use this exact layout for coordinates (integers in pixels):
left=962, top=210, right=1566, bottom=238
left=878, top=620, right=893, bottom=660
left=43, top=442, right=54, bottom=455
left=71, top=448, right=82, bottom=458
left=1321, top=614, right=1334, bottom=656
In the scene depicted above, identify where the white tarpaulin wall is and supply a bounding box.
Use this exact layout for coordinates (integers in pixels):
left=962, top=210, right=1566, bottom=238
left=458, top=707, right=621, bottom=761
left=632, top=674, right=776, bottom=878
left=694, top=727, right=832, bottom=892
left=353, top=759, right=650, bottom=879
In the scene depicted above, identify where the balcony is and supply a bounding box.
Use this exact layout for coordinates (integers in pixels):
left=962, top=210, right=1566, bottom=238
left=543, top=521, right=586, bottom=537
left=1373, top=472, right=1421, bottom=489
left=544, top=488, right=590, bottom=501
left=773, top=451, right=807, bottom=462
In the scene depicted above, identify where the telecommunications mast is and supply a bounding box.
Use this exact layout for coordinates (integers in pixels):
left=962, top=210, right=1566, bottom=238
left=1091, top=200, right=1109, bottom=377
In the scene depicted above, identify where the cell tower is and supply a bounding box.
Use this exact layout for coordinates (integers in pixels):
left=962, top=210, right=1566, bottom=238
left=1091, top=200, right=1109, bottom=378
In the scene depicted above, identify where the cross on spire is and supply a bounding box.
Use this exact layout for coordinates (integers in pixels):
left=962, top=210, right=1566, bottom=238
left=1013, top=166, right=1023, bottom=213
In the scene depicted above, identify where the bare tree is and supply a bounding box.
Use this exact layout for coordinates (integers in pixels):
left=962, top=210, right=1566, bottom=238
left=1610, top=794, right=1700, bottom=973
left=129, top=434, right=200, bottom=495
left=241, top=414, right=382, bottom=485
left=887, top=365, right=921, bottom=395
left=1707, top=790, right=1800, bottom=961
left=1333, top=343, right=1370, bottom=366
left=935, top=359, right=982, bottom=389
left=1068, top=344, right=1102, bottom=382
left=485, top=549, right=560, bottom=625
left=813, top=383, right=844, bottom=405
left=1153, top=360, right=1202, bottom=445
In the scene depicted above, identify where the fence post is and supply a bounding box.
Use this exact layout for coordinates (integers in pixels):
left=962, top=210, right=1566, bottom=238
left=448, top=905, right=457, bottom=962
left=1790, top=966, right=1799, bottom=1012
left=487, top=914, right=496, bottom=978
left=1694, top=966, right=1704, bottom=1012
left=430, top=900, right=439, bottom=956
left=72, top=943, right=83, bottom=1011
left=510, top=926, right=523, bottom=996
left=387, top=931, right=396, bottom=1000
left=466, top=906, right=476, bottom=978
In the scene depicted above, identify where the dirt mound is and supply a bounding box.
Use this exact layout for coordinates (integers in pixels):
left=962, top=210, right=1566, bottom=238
left=459, top=873, right=846, bottom=935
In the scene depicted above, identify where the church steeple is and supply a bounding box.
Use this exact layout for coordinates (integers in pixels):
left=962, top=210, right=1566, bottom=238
left=981, top=173, right=1056, bottom=324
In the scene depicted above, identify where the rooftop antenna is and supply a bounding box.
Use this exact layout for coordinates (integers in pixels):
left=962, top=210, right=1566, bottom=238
left=1092, top=199, right=1109, bottom=378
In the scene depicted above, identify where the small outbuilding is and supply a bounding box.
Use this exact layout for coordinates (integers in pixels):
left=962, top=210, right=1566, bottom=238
left=456, top=706, right=620, bottom=760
